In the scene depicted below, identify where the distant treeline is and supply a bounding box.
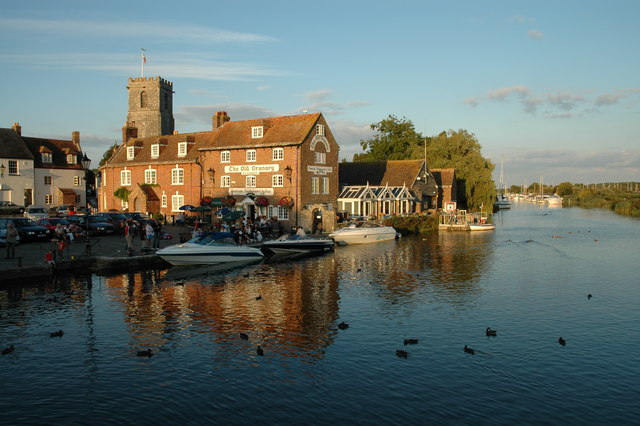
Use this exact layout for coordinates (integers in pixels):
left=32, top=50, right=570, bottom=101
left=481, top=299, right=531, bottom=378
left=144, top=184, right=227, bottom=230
left=564, top=187, right=640, bottom=218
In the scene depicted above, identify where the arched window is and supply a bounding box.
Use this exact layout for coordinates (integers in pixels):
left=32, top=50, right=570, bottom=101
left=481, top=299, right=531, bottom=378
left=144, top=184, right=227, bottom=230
left=140, top=91, right=148, bottom=108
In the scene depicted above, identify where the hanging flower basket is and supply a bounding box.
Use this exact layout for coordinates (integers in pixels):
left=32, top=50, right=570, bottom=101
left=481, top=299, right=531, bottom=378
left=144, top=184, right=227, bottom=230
left=279, top=196, right=294, bottom=208
left=222, top=196, right=236, bottom=207
left=254, top=196, right=269, bottom=207
left=201, top=196, right=213, bottom=206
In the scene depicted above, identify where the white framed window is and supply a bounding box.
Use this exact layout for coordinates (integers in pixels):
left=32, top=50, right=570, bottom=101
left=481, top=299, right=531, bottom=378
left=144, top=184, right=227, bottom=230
left=121, top=170, right=131, bottom=186
left=272, top=148, right=284, bottom=161
left=45, top=195, right=53, bottom=205
left=246, top=150, right=256, bottom=162
left=221, top=176, right=230, bottom=187
left=252, top=126, right=263, bottom=138
left=322, top=177, right=329, bottom=194
left=246, top=175, right=256, bottom=188
left=272, top=175, right=284, bottom=187
left=151, top=144, right=160, bottom=158
left=126, top=147, right=135, bottom=160
left=178, top=142, right=187, bottom=157
left=121, top=200, right=129, bottom=210
left=41, top=153, right=52, bottom=163
left=74, top=176, right=82, bottom=186
left=314, top=152, right=326, bottom=164
left=8, top=160, right=18, bottom=175
left=268, top=205, right=290, bottom=220
left=172, top=167, right=184, bottom=185
left=221, top=151, right=230, bottom=163
left=161, top=194, right=167, bottom=208
left=311, top=176, right=319, bottom=194
left=44, top=176, right=52, bottom=185
left=145, top=169, right=157, bottom=184
left=67, top=154, right=77, bottom=164
left=171, top=194, right=184, bottom=212
left=316, top=124, right=325, bottom=135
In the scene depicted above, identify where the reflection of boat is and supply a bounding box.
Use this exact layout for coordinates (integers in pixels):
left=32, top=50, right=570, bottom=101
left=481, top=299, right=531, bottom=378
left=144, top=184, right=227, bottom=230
left=329, top=221, right=398, bottom=245
left=157, top=232, right=263, bottom=266
left=261, top=233, right=334, bottom=256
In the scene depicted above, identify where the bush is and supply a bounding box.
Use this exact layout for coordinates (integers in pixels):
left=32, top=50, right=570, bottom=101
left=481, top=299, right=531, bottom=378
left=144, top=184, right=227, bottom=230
left=382, top=214, right=438, bottom=235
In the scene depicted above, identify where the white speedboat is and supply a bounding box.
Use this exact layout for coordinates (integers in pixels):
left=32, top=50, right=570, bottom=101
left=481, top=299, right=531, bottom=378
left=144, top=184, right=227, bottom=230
left=468, top=223, right=496, bottom=231
left=157, top=232, right=263, bottom=266
left=547, top=194, right=563, bottom=207
left=261, top=233, right=334, bottom=256
left=329, top=221, right=398, bottom=245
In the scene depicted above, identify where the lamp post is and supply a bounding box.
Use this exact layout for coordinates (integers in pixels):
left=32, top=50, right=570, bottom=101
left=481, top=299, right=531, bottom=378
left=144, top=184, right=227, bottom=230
left=207, top=167, right=215, bottom=184
left=0, top=163, right=5, bottom=178
left=284, top=165, right=292, bottom=182
left=81, top=153, right=91, bottom=255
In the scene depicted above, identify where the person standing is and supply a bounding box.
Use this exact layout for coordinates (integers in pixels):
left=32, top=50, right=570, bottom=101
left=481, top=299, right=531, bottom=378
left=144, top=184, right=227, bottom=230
left=5, top=222, right=18, bottom=259
left=152, top=219, right=162, bottom=249
left=124, top=220, right=134, bottom=252
left=145, top=221, right=154, bottom=248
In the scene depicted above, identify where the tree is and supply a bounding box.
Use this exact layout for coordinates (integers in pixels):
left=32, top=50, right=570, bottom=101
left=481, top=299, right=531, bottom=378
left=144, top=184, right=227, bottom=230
left=556, top=182, right=575, bottom=197
left=423, top=130, right=496, bottom=210
left=99, top=142, right=120, bottom=168
left=354, top=116, right=496, bottom=210
left=354, top=115, right=423, bottom=162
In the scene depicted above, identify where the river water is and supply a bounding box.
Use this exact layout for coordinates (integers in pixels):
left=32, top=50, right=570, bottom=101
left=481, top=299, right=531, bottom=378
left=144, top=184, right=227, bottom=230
left=1, top=203, right=639, bottom=425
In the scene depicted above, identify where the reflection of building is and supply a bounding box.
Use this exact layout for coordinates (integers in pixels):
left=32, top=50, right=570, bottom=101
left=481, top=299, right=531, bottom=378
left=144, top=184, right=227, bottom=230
left=100, top=76, right=339, bottom=233
left=0, top=123, right=89, bottom=207
left=337, top=160, right=439, bottom=218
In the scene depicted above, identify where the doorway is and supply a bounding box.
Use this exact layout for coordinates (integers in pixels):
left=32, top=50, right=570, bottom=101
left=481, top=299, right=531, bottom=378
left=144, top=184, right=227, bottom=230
left=312, top=209, right=323, bottom=234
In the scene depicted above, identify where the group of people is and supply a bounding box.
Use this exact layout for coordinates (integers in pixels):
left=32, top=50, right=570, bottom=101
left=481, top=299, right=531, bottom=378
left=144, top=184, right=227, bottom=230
left=124, top=218, right=163, bottom=252
left=187, top=216, right=284, bottom=245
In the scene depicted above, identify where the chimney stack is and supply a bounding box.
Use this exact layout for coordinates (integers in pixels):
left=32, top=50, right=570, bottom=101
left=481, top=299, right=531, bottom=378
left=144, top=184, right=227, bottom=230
left=212, top=111, right=230, bottom=130
left=72, top=131, right=80, bottom=149
left=11, top=122, right=22, bottom=136
left=122, top=121, right=138, bottom=143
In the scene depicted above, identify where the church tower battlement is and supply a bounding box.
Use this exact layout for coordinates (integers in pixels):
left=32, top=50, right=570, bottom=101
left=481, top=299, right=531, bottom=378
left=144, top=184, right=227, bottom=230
left=126, top=76, right=175, bottom=138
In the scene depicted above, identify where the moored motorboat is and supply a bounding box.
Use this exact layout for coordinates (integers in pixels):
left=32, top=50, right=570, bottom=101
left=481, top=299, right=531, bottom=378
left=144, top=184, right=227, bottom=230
left=328, top=221, right=398, bottom=245
left=157, top=232, right=263, bottom=266
left=468, top=223, right=496, bottom=231
left=547, top=194, right=563, bottom=207
left=261, top=233, right=335, bottom=256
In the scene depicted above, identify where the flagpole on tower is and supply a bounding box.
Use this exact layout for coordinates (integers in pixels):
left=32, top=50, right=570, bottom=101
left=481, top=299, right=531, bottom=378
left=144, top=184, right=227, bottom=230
left=141, top=48, right=146, bottom=78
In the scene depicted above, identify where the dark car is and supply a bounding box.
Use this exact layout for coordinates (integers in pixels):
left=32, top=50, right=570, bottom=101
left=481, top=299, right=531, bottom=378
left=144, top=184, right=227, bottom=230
left=0, top=201, right=25, bottom=215
left=0, top=217, right=50, bottom=243
left=85, top=215, right=115, bottom=236
left=97, top=212, right=127, bottom=233
left=123, top=212, right=150, bottom=223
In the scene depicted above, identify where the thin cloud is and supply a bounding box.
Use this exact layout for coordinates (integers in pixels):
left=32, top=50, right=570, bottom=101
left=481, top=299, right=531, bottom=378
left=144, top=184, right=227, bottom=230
left=487, top=85, right=529, bottom=101
left=528, top=29, right=544, bottom=40
left=0, top=18, right=276, bottom=44
left=464, top=97, right=479, bottom=107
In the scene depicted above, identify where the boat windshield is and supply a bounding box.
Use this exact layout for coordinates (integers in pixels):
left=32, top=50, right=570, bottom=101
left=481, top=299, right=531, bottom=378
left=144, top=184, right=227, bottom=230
left=345, top=221, right=382, bottom=229
left=187, top=232, right=237, bottom=245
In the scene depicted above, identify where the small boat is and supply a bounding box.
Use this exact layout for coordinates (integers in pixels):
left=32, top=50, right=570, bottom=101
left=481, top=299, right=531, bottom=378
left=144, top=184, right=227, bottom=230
left=547, top=194, right=563, bottom=207
left=328, top=221, right=398, bottom=245
left=468, top=223, right=496, bottom=231
left=261, top=232, right=334, bottom=256
left=157, top=232, right=263, bottom=266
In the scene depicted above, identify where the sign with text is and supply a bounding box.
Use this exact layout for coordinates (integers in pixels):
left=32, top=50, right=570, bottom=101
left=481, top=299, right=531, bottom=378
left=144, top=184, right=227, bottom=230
left=224, top=164, right=280, bottom=175
left=229, top=188, right=274, bottom=196
left=307, top=165, right=333, bottom=175
left=444, top=202, right=457, bottom=212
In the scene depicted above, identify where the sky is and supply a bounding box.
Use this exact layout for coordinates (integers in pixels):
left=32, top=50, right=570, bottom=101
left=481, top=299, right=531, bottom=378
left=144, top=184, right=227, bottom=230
left=1, top=0, right=639, bottom=188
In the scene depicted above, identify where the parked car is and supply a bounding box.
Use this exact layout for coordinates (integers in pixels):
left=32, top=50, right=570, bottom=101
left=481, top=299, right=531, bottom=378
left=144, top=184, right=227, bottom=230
left=97, top=212, right=127, bottom=233
left=24, top=205, right=50, bottom=220
left=0, top=201, right=25, bottom=215
left=85, top=215, right=115, bottom=236
left=0, top=217, right=50, bottom=243
left=123, top=212, right=149, bottom=223
left=56, top=204, right=75, bottom=216
left=36, top=218, right=71, bottom=235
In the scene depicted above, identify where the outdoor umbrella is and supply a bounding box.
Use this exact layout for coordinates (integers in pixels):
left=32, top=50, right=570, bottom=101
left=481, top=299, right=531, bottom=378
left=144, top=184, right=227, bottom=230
left=179, top=205, right=196, bottom=211
left=215, top=207, right=230, bottom=215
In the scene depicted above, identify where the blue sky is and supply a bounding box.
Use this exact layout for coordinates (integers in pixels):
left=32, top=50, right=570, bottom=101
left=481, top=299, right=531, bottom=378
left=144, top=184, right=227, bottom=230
left=1, top=0, right=639, bottom=187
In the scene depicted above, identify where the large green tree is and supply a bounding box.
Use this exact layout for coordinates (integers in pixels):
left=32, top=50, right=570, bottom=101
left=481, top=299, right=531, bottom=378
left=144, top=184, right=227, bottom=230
left=354, top=116, right=496, bottom=210
left=99, top=142, right=120, bottom=168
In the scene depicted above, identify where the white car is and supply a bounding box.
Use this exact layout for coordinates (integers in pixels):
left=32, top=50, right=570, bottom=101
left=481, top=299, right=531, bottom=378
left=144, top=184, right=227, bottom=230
left=24, top=206, right=50, bottom=220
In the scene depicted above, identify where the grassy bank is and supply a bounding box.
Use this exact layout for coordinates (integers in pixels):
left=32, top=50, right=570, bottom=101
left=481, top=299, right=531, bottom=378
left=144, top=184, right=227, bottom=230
left=564, top=188, right=640, bottom=217
left=381, top=214, right=439, bottom=235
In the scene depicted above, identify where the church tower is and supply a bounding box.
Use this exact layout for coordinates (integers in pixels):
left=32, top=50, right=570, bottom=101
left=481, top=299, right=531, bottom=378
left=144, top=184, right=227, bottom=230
left=126, top=76, right=175, bottom=138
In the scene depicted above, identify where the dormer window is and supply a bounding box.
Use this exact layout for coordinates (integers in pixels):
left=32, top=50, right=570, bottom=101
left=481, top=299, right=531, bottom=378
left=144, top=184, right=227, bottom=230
left=316, top=124, right=325, bottom=136
left=178, top=142, right=187, bottom=157
left=246, top=149, right=257, bottom=162
left=126, top=146, right=135, bottom=160
left=67, top=154, right=77, bottom=164
left=41, top=153, right=52, bottom=163
left=151, top=144, right=160, bottom=158
left=252, top=126, right=263, bottom=138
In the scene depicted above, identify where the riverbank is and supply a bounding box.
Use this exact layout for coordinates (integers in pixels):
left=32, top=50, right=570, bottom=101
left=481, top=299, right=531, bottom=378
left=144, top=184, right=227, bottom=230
left=0, top=225, right=189, bottom=284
